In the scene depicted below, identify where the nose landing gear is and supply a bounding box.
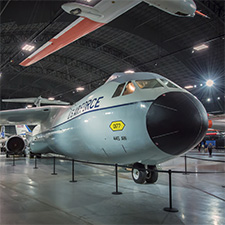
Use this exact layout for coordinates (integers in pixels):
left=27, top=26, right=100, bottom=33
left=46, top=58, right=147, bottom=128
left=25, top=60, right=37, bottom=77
left=132, top=163, right=158, bottom=184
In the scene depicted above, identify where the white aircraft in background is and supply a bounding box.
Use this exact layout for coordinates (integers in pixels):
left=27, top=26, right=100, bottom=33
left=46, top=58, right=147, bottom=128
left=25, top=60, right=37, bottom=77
left=0, top=72, right=208, bottom=183
left=0, top=125, right=31, bottom=156
left=19, top=0, right=208, bottom=67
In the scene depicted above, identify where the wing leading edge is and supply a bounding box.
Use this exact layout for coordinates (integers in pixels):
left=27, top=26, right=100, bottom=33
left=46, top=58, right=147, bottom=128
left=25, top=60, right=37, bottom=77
left=0, top=106, right=69, bottom=126
left=20, top=18, right=104, bottom=67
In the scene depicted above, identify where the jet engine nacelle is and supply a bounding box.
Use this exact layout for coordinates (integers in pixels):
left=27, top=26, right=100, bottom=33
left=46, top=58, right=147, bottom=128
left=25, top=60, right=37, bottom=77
left=6, top=135, right=26, bottom=153
left=144, top=0, right=196, bottom=17
left=62, top=3, right=104, bottom=21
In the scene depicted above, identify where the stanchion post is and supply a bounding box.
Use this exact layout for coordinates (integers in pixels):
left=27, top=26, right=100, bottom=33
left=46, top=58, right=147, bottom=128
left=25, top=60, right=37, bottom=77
left=33, top=155, right=38, bottom=169
left=112, top=164, right=122, bottom=195
left=183, top=155, right=189, bottom=175
left=70, top=159, right=77, bottom=183
left=164, top=170, right=178, bottom=212
left=51, top=157, right=57, bottom=175
left=12, top=154, right=15, bottom=166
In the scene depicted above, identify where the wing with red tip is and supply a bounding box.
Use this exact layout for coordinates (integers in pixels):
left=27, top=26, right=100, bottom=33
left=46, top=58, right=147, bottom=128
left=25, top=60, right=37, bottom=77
left=20, top=18, right=105, bottom=67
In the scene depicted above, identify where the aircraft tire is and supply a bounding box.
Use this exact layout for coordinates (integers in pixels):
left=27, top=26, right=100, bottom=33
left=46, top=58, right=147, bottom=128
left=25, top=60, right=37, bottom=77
left=132, top=163, right=146, bottom=184
left=146, top=165, right=158, bottom=183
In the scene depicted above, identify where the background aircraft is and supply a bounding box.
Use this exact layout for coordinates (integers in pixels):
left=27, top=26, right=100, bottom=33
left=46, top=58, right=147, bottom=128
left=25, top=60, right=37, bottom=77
left=208, top=114, right=225, bottom=132
left=20, top=0, right=201, bottom=67
left=0, top=125, right=31, bottom=157
left=0, top=72, right=208, bottom=184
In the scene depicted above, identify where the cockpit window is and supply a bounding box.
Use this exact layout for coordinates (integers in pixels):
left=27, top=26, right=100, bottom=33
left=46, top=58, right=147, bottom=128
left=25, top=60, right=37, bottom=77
left=135, top=79, right=163, bottom=89
left=112, top=83, right=125, bottom=98
left=122, top=81, right=136, bottom=96
left=160, top=79, right=179, bottom=88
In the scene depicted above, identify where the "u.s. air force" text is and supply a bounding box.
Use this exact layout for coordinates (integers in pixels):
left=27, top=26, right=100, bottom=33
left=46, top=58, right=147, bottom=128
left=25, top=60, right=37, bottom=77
left=67, top=96, right=104, bottom=120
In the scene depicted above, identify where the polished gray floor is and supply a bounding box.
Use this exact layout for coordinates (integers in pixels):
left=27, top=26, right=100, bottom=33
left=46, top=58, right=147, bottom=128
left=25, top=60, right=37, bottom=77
left=0, top=149, right=224, bottom=225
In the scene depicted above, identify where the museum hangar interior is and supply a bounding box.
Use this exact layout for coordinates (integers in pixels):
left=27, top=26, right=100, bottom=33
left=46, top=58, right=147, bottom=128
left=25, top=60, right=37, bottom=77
left=0, top=0, right=225, bottom=225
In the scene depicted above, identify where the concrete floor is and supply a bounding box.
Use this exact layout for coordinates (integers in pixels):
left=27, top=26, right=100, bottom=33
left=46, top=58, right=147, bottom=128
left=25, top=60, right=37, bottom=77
left=0, top=149, right=224, bottom=225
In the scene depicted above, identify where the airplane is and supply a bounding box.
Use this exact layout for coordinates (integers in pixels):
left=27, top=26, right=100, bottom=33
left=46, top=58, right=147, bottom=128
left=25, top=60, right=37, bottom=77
left=19, top=0, right=209, bottom=67
left=0, top=72, right=208, bottom=184
left=2, top=96, right=70, bottom=107
left=208, top=114, right=225, bottom=132
left=0, top=125, right=31, bottom=156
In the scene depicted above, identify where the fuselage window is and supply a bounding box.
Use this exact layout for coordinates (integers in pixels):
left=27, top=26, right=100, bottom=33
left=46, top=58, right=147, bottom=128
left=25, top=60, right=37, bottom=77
left=136, top=79, right=163, bottom=89
left=112, top=83, right=125, bottom=98
left=160, top=79, right=179, bottom=88
left=122, top=81, right=136, bottom=96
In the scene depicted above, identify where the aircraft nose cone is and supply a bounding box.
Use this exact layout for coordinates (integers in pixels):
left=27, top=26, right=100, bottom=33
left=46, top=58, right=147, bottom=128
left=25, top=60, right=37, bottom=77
left=146, top=92, right=208, bottom=155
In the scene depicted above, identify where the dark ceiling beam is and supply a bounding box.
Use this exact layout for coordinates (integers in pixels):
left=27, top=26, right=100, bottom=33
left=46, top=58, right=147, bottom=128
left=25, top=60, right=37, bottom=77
left=45, top=54, right=108, bottom=79
left=108, top=13, right=223, bottom=80
left=1, top=30, right=149, bottom=72
left=5, top=64, right=79, bottom=87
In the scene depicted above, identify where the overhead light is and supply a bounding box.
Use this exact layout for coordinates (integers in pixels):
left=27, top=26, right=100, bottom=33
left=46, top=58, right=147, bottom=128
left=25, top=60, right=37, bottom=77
left=184, top=85, right=194, bottom=89
left=124, top=70, right=135, bottom=74
left=194, top=85, right=197, bottom=88
left=48, top=97, right=55, bottom=101
left=207, top=98, right=211, bottom=102
left=76, top=87, right=84, bottom=92
left=22, top=44, right=35, bottom=52
left=217, top=97, right=221, bottom=100
left=206, top=79, right=214, bottom=87
left=193, top=44, right=208, bottom=51
left=27, top=104, right=33, bottom=108
left=200, top=84, right=203, bottom=87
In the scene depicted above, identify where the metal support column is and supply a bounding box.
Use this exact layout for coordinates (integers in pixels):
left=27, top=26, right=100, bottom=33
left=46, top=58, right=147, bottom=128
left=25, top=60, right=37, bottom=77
left=51, top=157, right=57, bottom=175
left=33, top=155, right=38, bottom=169
left=12, top=154, right=15, bottom=166
left=183, top=155, right=189, bottom=175
left=164, top=170, right=178, bottom=212
left=112, top=164, right=122, bottom=195
left=70, top=159, right=77, bottom=182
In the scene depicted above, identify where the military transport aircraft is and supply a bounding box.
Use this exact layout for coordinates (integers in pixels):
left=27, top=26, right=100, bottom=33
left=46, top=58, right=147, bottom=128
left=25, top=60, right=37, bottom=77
left=20, top=0, right=203, bottom=67
left=0, top=72, right=208, bottom=184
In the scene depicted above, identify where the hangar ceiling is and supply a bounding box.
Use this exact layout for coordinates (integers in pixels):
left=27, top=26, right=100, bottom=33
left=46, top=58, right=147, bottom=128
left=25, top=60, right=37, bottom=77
left=0, top=0, right=224, bottom=113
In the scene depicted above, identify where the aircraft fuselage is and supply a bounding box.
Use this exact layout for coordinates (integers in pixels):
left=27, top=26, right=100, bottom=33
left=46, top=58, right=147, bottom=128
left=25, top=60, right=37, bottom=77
left=30, top=72, right=208, bottom=165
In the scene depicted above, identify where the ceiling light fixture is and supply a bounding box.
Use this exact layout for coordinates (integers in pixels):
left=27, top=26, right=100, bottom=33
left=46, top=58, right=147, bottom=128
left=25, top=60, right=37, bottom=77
left=206, top=79, right=214, bottom=87
left=184, top=85, right=194, bottom=89
left=193, top=44, right=208, bottom=51
left=22, top=44, right=35, bottom=52
left=48, top=97, right=55, bottom=101
left=76, top=87, right=84, bottom=92
left=207, top=98, right=211, bottom=102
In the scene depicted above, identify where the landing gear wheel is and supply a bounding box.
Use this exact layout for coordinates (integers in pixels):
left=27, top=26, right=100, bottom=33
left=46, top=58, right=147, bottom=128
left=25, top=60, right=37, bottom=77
left=146, top=165, right=158, bottom=183
left=132, top=163, right=146, bottom=184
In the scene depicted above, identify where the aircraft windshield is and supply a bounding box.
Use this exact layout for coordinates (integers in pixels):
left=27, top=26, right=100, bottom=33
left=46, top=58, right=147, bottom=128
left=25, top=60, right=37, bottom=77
left=135, top=79, right=163, bottom=89
left=160, top=79, right=179, bottom=88
left=122, top=81, right=136, bottom=95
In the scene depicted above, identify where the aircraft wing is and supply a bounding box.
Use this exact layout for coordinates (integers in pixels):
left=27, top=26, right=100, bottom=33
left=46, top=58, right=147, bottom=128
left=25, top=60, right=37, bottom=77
left=0, top=106, right=69, bottom=125
left=20, top=18, right=104, bottom=66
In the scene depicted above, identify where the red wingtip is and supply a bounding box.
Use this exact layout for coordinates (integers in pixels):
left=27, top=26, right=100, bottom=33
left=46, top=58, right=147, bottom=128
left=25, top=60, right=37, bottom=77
left=195, top=10, right=210, bottom=19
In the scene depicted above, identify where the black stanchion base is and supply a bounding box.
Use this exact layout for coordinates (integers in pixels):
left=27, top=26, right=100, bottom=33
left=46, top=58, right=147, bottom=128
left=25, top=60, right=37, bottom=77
left=33, top=167, right=38, bottom=169
left=222, top=186, right=225, bottom=188
left=112, top=192, right=122, bottom=195
left=51, top=173, right=57, bottom=175
left=163, top=207, right=178, bottom=212
left=70, top=180, right=77, bottom=183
